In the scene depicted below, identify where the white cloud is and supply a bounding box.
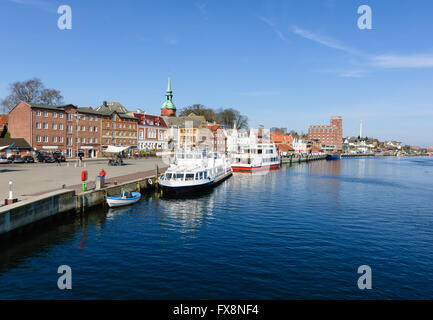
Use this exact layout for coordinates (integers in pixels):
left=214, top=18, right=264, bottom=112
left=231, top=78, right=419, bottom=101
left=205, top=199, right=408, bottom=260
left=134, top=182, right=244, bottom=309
left=258, top=16, right=288, bottom=42
left=372, top=54, right=433, bottom=68
left=291, top=26, right=361, bottom=55
left=340, top=70, right=366, bottom=78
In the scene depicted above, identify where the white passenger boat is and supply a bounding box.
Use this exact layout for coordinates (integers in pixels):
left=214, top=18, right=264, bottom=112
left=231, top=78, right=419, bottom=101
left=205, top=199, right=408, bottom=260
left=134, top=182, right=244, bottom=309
left=231, top=143, right=280, bottom=172
left=106, top=191, right=141, bottom=207
left=158, top=151, right=232, bottom=194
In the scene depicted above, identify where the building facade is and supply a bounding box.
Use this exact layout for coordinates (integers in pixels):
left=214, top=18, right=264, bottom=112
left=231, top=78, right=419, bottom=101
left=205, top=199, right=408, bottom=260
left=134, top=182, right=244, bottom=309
left=96, top=101, right=138, bottom=148
left=135, top=112, right=168, bottom=151
left=308, top=116, right=343, bottom=152
left=8, top=102, right=103, bottom=158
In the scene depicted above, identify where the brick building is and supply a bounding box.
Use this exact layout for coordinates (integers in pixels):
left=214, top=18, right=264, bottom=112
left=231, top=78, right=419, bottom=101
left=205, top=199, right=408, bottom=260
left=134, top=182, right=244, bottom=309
left=8, top=101, right=103, bottom=158
left=308, top=116, right=343, bottom=152
left=135, top=112, right=168, bottom=151
left=96, top=102, right=138, bottom=148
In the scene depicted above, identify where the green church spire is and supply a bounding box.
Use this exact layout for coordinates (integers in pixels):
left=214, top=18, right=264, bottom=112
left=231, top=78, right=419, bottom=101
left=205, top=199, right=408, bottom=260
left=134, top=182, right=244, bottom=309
left=162, top=76, right=176, bottom=110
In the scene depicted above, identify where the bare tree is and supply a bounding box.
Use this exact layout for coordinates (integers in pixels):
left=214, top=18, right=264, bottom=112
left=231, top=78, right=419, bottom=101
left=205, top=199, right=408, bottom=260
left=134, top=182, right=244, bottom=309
left=1, top=78, right=64, bottom=112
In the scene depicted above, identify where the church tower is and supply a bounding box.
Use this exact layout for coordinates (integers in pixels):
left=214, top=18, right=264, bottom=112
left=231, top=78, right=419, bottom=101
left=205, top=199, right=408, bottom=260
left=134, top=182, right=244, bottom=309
left=161, top=76, right=176, bottom=117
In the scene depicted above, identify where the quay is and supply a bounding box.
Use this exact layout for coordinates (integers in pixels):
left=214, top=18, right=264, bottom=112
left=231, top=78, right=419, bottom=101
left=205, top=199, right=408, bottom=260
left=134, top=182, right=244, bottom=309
left=0, top=158, right=167, bottom=237
left=341, top=153, right=376, bottom=158
left=281, top=154, right=327, bottom=164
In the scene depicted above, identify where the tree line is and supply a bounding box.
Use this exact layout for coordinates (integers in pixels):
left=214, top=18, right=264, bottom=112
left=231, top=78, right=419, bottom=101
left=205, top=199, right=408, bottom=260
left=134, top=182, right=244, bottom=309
left=180, top=104, right=248, bottom=129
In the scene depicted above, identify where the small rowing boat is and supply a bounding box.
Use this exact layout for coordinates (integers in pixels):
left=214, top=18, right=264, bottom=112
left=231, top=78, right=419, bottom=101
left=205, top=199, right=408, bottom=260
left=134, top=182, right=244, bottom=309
left=106, top=191, right=141, bottom=207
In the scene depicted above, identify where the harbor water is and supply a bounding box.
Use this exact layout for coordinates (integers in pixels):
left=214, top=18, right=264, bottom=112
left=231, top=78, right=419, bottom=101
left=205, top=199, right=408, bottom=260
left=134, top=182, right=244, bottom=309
left=1, top=157, right=433, bottom=299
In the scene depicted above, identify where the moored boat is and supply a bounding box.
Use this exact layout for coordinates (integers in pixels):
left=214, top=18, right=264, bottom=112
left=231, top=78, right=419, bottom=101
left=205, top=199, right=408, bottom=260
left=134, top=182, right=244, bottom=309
left=326, top=153, right=341, bottom=160
left=231, top=143, right=280, bottom=172
left=106, top=191, right=141, bottom=207
left=158, top=151, right=232, bottom=194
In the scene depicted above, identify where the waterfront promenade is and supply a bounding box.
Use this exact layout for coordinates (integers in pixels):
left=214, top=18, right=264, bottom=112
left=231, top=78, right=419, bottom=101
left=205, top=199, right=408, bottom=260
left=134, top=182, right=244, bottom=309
left=0, top=158, right=167, bottom=203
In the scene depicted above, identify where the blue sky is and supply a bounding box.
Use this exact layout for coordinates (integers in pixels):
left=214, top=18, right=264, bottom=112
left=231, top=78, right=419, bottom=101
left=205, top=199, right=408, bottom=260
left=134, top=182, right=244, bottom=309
left=0, top=0, right=432, bottom=146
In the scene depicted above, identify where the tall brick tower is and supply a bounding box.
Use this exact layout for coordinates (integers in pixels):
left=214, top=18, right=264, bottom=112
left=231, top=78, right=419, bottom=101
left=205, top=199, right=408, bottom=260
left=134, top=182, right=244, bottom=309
left=161, top=76, right=176, bottom=117
left=330, top=116, right=343, bottom=151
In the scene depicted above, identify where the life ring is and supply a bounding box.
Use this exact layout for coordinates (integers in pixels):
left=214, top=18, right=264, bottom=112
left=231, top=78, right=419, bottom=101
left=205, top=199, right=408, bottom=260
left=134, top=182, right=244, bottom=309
left=148, top=178, right=153, bottom=185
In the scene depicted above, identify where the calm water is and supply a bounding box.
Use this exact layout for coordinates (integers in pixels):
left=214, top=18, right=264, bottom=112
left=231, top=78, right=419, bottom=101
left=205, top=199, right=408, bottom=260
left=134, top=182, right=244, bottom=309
left=1, top=157, right=433, bottom=299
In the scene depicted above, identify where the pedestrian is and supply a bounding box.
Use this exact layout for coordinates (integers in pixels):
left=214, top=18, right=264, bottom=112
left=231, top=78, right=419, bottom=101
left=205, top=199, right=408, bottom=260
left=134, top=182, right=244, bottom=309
left=79, top=154, right=83, bottom=167
left=99, top=168, right=106, bottom=178
left=56, top=157, right=61, bottom=166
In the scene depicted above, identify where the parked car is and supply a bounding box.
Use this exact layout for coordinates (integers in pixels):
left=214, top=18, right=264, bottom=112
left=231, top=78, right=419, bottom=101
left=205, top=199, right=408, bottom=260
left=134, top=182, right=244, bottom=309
left=0, top=156, right=10, bottom=164
left=23, top=156, right=35, bottom=163
left=12, top=155, right=25, bottom=163
left=42, top=156, right=55, bottom=163
left=52, top=151, right=66, bottom=162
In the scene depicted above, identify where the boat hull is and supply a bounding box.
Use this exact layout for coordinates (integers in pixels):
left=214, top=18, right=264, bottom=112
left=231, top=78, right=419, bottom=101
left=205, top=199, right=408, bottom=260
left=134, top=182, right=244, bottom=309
left=160, top=171, right=232, bottom=195
left=106, top=192, right=141, bottom=207
left=326, top=154, right=341, bottom=160
left=231, top=163, right=280, bottom=173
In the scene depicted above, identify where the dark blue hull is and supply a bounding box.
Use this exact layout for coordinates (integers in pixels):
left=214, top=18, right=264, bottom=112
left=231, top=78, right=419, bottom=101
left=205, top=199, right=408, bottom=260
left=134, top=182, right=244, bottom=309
left=326, top=154, right=341, bottom=160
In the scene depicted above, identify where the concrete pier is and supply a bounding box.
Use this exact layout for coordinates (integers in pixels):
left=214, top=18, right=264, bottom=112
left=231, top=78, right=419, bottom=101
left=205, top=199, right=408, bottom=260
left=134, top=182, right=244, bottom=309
left=281, top=154, right=327, bottom=165
left=0, top=166, right=166, bottom=237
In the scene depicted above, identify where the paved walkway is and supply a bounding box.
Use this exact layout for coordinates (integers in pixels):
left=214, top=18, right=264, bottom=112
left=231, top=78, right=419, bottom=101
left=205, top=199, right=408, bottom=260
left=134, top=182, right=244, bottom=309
left=0, top=158, right=168, bottom=202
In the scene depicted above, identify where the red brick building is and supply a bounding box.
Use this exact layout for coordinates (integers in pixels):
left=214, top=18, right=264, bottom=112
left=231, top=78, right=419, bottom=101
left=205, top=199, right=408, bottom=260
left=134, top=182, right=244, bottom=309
left=8, top=101, right=103, bottom=158
left=308, top=116, right=343, bottom=152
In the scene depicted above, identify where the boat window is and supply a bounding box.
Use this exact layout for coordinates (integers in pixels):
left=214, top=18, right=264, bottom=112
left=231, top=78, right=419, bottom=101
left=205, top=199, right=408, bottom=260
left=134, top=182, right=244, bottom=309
left=166, top=173, right=172, bottom=179
left=185, top=173, right=194, bottom=180
left=204, top=171, right=207, bottom=179
left=186, top=154, right=193, bottom=159
left=176, top=173, right=184, bottom=180
left=199, top=172, right=203, bottom=179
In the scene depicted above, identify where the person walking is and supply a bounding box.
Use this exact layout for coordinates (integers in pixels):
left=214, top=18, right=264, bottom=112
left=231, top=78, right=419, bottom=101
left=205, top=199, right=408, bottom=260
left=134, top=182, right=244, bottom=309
left=56, top=156, right=61, bottom=166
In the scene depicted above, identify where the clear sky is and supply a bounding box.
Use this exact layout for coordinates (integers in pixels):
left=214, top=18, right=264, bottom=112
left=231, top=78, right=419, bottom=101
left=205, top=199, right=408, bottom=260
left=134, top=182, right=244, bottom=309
left=1, top=0, right=432, bottom=146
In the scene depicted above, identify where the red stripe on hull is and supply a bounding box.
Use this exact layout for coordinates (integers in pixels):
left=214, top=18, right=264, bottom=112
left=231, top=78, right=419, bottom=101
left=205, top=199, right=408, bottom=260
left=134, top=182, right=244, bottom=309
left=232, top=164, right=280, bottom=173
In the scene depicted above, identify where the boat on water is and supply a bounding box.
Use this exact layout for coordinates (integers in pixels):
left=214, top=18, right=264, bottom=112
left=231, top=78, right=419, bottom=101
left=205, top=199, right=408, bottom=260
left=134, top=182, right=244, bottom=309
left=106, top=191, right=141, bottom=207
left=231, top=143, right=280, bottom=172
left=158, top=151, right=232, bottom=194
left=326, top=153, right=341, bottom=160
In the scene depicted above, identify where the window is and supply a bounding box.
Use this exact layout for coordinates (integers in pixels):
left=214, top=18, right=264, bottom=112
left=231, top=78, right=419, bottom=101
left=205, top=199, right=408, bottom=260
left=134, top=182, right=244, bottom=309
left=67, top=137, right=72, bottom=146
left=53, top=112, right=57, bottom=118
left=66, top=148, right=72, bottom=157
left=36, top=110, right=41, bottom=116
left=106, top=122, right=109, bottom=128
left=81, top=115, right=85, bottom=120
left=44, top=111, right=48, bottom=117
left=76, top=125, right=80, bottom=131
left=59, top=113, right=64, bottom=118
left=89, top=138, right=93, bottom=143
left=59, top=124, right=63, bottom=130
left=43, top=123, right=48, bottom=129
left=67, top=125, right=72, bottom=133
left=36, top=122, right=41, bottom=129
left=67, top=114, right=72, bottom=121
left=82, top=138, right=86, bottom=143
left=94, top=138, right=98, bottom=143
left=52, top=136, right=57, bottom=143
left=43, top=136, right=48, bottom=142
left=89, top=116, right=93, bottom=121
left=81, top=126, right=85, bottom=131
left=36, top=135, right=41, bottom=142
left=59, top=137, right=64, bottom=143
left=94, top=126, right=98, bottom=132
left=52, top=123, right=57, bottom=130
left=106, top=139, right=109, bottom=145
left=89, top=126, right=93, bottom=132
